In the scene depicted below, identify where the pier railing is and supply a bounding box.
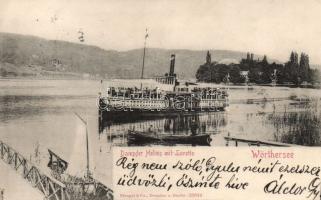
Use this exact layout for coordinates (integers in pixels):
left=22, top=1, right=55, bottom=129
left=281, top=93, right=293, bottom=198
left=0, top=140, right=70, bottom=200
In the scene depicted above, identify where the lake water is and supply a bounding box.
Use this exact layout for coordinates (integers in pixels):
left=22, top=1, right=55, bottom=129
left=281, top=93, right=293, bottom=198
left=100, top=80, right=321, bottom=147
left=0, top=78, right=320, bottom=199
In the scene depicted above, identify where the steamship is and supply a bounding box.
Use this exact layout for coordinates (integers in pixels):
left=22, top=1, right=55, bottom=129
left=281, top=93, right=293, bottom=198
left=98, top=53, right=229, bottom=121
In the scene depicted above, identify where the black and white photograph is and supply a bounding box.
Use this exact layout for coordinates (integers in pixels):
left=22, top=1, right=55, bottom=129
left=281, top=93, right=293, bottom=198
left=0, top=0, right=321, bottom=199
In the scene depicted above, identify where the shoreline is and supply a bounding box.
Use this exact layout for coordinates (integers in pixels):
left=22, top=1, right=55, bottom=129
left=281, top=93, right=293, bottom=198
left=0, top=77, right=320, bottom=90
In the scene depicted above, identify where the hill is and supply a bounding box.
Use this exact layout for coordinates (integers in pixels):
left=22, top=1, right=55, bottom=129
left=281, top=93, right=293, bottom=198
left=0, top=32, right=277, bottom=79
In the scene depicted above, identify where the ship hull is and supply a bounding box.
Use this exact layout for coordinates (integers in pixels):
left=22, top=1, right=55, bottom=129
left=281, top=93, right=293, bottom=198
left=99, top=106, right=226, bottom=123
left=98, top=88, right=229, bottom=123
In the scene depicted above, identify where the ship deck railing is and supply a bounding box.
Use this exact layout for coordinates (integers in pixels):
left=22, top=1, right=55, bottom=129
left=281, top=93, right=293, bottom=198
left=105, top=102, right=227, bottom=111
left=107, top=98, right=167, bottom=110
left=105, top=96, right=228, bottom=101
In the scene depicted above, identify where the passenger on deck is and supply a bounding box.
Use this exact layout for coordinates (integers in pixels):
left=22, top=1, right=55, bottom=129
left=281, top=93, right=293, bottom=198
left=148, top=125, right=157, bottom=136
left=190, top=119, right=199, bottom=136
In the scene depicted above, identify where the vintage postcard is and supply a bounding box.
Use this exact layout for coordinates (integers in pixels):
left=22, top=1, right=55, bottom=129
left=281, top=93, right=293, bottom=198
left=0, top=0, right=320, bottom=199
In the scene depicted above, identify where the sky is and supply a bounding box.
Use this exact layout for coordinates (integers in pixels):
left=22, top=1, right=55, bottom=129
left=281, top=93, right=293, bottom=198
left=1, top=0, right=321, bottom=64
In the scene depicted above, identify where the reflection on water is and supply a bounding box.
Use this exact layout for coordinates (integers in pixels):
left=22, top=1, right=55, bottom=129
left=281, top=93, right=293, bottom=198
left=99, top=112, right=227, bottom=146
left=0, top=95, right=93, bottom=122
left=98, top=86, right=321, bottom=147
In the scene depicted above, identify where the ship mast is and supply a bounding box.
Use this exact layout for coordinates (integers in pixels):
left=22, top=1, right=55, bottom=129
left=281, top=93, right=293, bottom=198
left=140, top=28, right=149, bottom=89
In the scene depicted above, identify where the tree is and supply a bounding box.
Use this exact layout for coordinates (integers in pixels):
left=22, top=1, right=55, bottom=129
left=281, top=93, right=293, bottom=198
left=262, top=55, right=268, bottom=66
left=283, top=51, right=300, bottom=85
left=215, top=64, right=229, bottom=83
left=310, top=69, right=321, bottom=84
left=229, top=65, right=244, bottom=84
left=196, top=63, right=211, bottom=82
left=206, top=51, right=211, bottom=64
left=246, top=52, right=251, bottom=61
left=289, top=51, right=299, bottom=65
left=260, top=55, right=271, bottom=83
left=270, top=62, right=285, bottom=84
left=299, top=53, right=310, bottom=82
left=195, top=51, right=320, bottom=86
left=248, top=68, right=261, bottom=84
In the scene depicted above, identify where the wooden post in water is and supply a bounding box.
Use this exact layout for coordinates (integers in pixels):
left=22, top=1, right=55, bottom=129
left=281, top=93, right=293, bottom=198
left=85, top=120, right=90, bottom=178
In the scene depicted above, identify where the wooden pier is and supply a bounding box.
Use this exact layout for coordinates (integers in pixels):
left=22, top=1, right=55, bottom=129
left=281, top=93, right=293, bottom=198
left=0, top=140, right=70, bottom=200
left=224, top=136, right=296, bottom=147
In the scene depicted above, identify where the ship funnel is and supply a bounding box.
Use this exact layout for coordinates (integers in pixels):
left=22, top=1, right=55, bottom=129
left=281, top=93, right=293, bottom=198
left=169, top=54, right=175, bottom=76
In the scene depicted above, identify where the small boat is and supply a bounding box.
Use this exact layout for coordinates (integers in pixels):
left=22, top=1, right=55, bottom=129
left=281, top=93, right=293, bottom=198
left=127, top=130, right=211, bottom=146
